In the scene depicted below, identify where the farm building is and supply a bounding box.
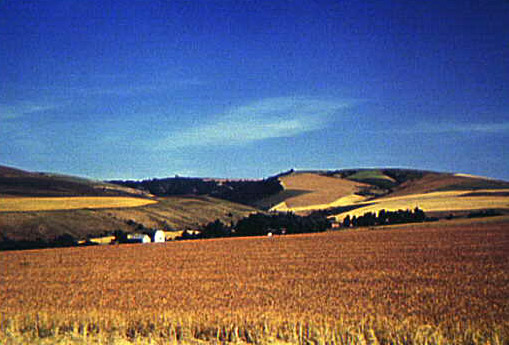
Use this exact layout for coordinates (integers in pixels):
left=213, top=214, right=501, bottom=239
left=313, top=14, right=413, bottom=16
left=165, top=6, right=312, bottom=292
left=127, top=233, right=151, bottom=244
left=115, top=229, right=166, bottom=244
left=147, top=230, right=165, bottom=243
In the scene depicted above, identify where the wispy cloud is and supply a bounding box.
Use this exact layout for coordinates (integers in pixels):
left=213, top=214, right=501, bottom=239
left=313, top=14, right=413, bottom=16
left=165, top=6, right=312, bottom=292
left=156, top=97, right=351, bottom=149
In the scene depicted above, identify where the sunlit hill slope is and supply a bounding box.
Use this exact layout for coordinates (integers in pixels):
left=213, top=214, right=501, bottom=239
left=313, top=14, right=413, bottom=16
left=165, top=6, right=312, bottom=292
left=267, top=169, right=509, bottom=221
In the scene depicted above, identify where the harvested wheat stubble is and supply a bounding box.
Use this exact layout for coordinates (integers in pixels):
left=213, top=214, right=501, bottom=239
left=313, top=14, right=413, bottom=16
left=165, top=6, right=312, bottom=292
left=0, top=218, right=508, bottom=344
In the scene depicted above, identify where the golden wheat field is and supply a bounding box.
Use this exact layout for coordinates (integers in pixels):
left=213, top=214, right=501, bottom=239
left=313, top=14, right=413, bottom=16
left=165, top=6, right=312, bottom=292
left=270, top=173, right=369, bottom=211
left=333, top=190, right=509, bottom=221
left=0, top=218, right=508, bottom=344
left=0, top=196, right=158, bottom=212
left=275, top=188, right=509, bottom=216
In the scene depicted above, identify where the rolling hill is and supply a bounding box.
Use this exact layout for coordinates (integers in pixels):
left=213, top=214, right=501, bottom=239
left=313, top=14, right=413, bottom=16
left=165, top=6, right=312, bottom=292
left=266, top=169, right=509, bottom=221
left=1, top=165, right=509, bottom=249
left=257, top=172, right=370, bottom=212
left=0, top=166, right=256, bottom=248
left=0, top=165, right=150, bottom=198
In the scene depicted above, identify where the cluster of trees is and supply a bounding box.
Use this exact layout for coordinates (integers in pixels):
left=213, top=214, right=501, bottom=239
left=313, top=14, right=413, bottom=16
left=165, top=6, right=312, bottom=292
left=180, top=211, right=329, bottom=240
left=0, top=233, right=78, bottom=251
left=235, top=212, right=329, bottom=237
left=110, top=176, right=283, bottom=205
left=467, top=209, right=502, bottom=218
left=342, top=207, right=428, bottom=228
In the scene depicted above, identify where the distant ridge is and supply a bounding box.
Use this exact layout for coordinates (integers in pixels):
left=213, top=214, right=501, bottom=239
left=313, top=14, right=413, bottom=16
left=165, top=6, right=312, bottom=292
left=0, top=165, right=149, bottom=198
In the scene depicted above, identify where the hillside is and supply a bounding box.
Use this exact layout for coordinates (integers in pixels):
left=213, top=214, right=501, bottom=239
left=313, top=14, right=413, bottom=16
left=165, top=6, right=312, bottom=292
left=388, top=171, right=509, bottom=197
left=0, top=165, right=150, bottom=198
left=258, top=172, right=371, bottom=212
left=0, top=196, right=255, bottom=245
left=0, top=166, right=256, bottom=248
left=109, top=175, right=283, bottom=206
left=2, top=165, right=509, bottom=249
left=265, top=169, right=509, bottom=220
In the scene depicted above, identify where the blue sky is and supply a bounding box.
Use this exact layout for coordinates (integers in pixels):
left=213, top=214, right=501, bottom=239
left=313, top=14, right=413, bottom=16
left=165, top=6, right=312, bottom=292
left=1, top=0, right=508, bottom=180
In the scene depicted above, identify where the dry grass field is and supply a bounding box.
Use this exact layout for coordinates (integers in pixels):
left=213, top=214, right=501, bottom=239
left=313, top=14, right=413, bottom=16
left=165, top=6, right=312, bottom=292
left=268, top=171, right=509, bottom=216
left=0, top=196, right=256, bottom=244
left=387, top=173, right=509, bottom=198
left=0, top=217, right=508, bottom=344
left=333, top=189, right=509, bottom=221
left=0, top=196, right=158, bottom=212
left=269, top=173, right=369, bottom=211
left=272, top=194, right=366, bottom=213
left=265, top=172, right=509, bottom=217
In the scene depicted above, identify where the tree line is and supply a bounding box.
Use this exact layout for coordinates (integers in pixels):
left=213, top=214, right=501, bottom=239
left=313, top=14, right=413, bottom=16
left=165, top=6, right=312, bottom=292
left=180, top=211, right=329, bottom=240
left=341, top=207, right=429, bottom=228
left=110, top=176, right=283, bottom=205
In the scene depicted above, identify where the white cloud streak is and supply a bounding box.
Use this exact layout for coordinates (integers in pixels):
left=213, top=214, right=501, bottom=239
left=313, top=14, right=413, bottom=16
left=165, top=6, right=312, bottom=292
left=157, top=97, right=350, bottom=149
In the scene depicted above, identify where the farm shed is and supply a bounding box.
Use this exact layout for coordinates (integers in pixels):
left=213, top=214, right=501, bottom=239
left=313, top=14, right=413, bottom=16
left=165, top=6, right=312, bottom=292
left=127, top=233, right=151, bottom=244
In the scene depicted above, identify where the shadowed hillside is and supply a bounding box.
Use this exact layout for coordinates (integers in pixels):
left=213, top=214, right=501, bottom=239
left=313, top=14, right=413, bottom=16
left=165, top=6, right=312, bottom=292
left=258, top=172, right=370, bottom=211
left=0, top=165, right=149, bottom=198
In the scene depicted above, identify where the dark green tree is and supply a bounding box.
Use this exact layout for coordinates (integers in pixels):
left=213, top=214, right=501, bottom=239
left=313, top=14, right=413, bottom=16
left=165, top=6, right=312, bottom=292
left=200, top=219, right=231, bottom=238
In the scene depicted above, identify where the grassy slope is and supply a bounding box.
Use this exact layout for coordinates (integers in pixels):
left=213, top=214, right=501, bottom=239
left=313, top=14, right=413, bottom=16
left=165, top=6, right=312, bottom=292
left=263, top=169, right=509, bottom=218
left=331, top=171, right=509, bottom=221
left=386, top=172, right=509, bottom=197
left=0, top=196, right=157, bottom=212
left=343, top=169, right=398, bottom=189
left=3, top=165, right=509, bottom=243
left=331, top=189, right=509, bottom=221
left=0, top=166, right=256, bottom=243
left=263, top=172, right=370, bottom=212
left=0, top=196, right=255, bottom=242
left=0, top=165, right=149, bottom=198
